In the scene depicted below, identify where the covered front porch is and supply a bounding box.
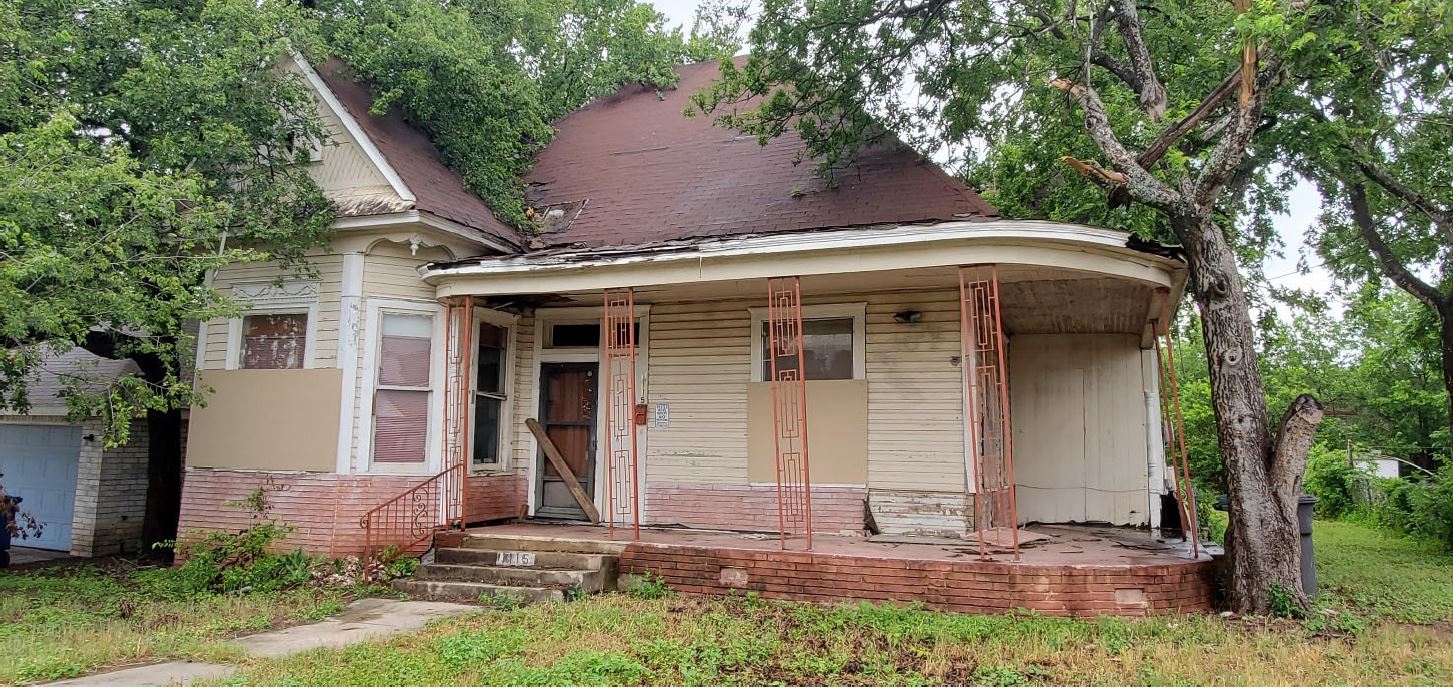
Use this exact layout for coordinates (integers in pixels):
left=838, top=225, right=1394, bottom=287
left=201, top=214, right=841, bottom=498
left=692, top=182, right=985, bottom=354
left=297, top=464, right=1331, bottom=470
left=415, top=221, right=1201, bottom=554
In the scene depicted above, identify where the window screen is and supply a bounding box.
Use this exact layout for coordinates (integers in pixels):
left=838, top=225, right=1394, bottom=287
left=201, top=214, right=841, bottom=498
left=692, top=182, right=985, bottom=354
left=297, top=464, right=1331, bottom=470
left=240, top=313, right=307, bottom=369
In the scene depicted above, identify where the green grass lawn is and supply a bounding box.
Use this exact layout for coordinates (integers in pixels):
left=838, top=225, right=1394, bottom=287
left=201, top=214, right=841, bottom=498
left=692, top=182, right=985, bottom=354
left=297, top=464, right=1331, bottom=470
left=220, top=520, right=1452, bottom=687
left=4, top=520, right=1450, bottom=686
left=0, top=559, right=383, bottom=685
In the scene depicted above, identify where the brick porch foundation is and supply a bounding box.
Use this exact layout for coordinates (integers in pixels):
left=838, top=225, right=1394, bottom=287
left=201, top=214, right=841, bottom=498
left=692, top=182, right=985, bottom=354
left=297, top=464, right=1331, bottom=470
left=177, top=469, right=525, bottom=556
left=619, top=542, right=1215, bottom=617
left=644, top=483, right=867, bottom=533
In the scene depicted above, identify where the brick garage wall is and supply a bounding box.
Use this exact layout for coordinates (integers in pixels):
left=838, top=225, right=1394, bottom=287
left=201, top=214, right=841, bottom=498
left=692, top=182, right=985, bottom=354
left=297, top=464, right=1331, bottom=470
left=620, top=544, right=1215, bottom=617
left=71, top=420, right=150, bottom=557
left=178, top=469, right=526, bottom=556
left=644, top=483, right=867, bottom=534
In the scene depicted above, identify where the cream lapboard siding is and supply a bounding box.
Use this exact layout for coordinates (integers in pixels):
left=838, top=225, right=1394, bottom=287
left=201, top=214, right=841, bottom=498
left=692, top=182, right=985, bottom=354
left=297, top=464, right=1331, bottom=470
left=1010, top=333, right=1151, bottom=526
left=199, top=254, right=345, bottom=371
left=643, top=290, right=968, bottom=490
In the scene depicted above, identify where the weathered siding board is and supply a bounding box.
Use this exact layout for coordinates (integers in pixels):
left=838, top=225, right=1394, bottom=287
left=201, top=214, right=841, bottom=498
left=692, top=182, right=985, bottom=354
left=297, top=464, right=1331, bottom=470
left=361, top=245, right=448, bottom=302
left=507, top=315, right=536, bottom=474
left=645, top=300, right=752, bottom=485
left=864, top=291, right=967, bottom=493
left=1010, top=334, right=1150, bottom=526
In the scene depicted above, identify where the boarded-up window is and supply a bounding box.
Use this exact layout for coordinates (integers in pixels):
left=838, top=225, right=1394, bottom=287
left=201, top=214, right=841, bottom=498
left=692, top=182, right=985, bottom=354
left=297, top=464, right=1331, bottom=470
left=374, top=312, right=433, bottom=463
left=473, top=322, right=508, bottom=465
left=241, top=313, right=308, bottom=369
left=760, top=317, right=854, bottom=380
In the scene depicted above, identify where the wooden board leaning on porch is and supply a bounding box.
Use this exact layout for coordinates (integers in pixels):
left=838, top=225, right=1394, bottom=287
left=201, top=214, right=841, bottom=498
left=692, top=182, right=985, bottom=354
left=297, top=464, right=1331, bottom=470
left=524, top=417, right=602, bottom=523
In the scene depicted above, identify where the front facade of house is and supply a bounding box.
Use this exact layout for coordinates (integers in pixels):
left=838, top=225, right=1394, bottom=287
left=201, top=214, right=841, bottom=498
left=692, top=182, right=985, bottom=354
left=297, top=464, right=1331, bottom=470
left=177, top=58, right=1194, bottom=571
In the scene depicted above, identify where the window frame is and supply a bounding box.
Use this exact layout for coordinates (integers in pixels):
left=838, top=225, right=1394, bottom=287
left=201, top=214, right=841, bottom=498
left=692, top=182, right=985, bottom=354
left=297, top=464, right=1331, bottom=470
left=226, top=304, right=318, bottom=370
left=358, top=299, right=446, bottom=475
left=470, top=308, right=517, bottom=472
left=224, top=280, right=321, bottom=371
left=747, top=302, right=867, bottom=382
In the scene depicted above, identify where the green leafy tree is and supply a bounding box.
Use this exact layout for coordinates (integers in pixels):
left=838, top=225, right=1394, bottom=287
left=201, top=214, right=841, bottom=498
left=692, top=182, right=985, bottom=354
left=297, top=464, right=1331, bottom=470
left=1273, top=2, right=1453, bottom=445
left=1, top=0, right=333, bottom=443
left=688, top=0, right=1359, bottom=612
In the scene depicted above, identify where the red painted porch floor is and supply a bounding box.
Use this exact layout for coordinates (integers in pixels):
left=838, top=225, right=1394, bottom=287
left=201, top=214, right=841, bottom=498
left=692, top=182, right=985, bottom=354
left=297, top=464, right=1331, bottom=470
left=445, top=522, right=1218, bottom=616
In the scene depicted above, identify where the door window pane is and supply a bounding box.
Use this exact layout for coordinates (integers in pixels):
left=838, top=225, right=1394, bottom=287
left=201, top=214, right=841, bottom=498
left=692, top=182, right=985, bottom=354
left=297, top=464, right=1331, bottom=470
left=241, top=313, right=307, bottom=369
left=548, top=323, right=600, bottom=348
left=760, top=317, right=854, bottom=380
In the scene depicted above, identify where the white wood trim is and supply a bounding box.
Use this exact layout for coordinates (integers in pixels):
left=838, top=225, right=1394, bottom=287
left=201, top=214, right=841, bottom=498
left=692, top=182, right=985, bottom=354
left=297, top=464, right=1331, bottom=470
left=747, top=302, right=867, bottom=382
left=1143, top=349, right=1167, bottom=531
left=292, top=53, right=416, bottom=204
left=335, top=252, right=365, bottom=474
left=429, top=220, right=1188, bottom=301
left=470, top=307, right=519, bottom=472
left=356, top=297, right=446, bottom=476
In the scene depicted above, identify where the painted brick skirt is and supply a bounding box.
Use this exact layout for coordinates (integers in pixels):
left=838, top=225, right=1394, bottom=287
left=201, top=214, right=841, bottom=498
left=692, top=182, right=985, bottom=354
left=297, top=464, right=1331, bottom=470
left=620, top=543, right=1215, bottom=617
left=176, top=468, right=525, bottom=556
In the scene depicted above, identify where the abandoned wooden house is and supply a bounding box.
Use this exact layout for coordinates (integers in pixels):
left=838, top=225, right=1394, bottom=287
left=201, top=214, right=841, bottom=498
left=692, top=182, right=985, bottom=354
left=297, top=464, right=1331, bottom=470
left=176, top=57, right=1213, bottom=616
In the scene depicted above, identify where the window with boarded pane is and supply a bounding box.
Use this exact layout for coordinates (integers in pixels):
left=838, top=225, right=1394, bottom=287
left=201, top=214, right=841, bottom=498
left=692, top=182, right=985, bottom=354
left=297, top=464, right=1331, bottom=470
left=373, top=312, right=433, bottom=464
left=759, top=317, right=855, bottom=380
left=240, top=313, right=308, bottom=369
left=473, top=322, right=508, bottom=465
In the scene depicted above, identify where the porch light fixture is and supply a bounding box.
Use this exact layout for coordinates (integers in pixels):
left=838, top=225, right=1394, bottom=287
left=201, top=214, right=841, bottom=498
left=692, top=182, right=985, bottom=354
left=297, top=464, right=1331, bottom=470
left=893, top=309, right=923, bottom=324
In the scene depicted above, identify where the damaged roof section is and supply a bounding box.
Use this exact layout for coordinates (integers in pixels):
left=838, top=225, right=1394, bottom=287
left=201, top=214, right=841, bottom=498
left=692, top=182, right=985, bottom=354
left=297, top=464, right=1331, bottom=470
left=316, top=60, right=525, bottom=250
left=525, top=60, right=1000, bottom=250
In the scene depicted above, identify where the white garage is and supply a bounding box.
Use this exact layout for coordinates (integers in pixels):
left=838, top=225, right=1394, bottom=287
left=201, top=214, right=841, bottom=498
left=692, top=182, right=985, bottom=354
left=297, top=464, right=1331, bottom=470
left=1, top=349, right=152, bottom=558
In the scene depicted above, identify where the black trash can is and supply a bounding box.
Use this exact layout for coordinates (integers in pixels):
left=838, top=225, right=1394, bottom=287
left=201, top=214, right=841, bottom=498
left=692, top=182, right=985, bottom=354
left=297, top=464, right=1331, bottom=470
left=1298, top=494, right=1317, bottom=598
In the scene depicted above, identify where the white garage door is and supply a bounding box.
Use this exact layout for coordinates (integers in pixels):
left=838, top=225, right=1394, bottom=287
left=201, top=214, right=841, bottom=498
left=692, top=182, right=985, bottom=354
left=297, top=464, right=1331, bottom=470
left=0, top=424, right=80, bottom=551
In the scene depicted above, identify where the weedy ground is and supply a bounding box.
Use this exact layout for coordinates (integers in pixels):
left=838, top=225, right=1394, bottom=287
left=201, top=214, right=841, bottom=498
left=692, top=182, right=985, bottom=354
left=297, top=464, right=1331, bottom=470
left=220, top=520, right=1451, bottom=686
left=4, top=520, right=1450, bottom=686
left=0, top=558, right=391, bottom=685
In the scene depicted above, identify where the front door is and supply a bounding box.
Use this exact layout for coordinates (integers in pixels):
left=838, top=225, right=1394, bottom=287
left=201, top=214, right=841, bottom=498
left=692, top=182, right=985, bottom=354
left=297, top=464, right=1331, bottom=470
left=535, top=362, right=598, bottom=520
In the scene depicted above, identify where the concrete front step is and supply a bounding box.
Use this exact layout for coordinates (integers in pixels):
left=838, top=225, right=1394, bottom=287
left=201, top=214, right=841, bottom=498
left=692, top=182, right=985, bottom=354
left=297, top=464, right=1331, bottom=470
left=415, top=563, right=610, bottom=590
left=392, top=579, right=566, bottom=604
left=434, top=547, right=615, bottom=571
left=456, top=534, right=627, bottom=555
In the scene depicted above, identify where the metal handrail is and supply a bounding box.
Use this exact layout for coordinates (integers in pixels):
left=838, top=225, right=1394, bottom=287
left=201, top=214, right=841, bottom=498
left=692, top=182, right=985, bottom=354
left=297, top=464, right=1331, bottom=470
left=359, top=460, right=466, bottom=559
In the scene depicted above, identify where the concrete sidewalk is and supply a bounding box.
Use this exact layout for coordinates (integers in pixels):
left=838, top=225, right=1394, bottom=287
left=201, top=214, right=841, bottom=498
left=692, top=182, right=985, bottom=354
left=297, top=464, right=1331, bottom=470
left=44, top=598, right=477, bottom=687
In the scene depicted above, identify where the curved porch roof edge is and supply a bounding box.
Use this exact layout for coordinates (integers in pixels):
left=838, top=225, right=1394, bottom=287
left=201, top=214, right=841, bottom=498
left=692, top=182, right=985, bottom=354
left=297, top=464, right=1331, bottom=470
left=423, top=219, right=1189, bottom=302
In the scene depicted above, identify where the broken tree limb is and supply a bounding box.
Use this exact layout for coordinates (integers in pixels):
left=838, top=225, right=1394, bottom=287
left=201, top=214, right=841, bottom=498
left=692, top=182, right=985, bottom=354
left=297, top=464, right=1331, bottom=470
left=1137, top=67, right=1242, bottom=170
left=1270, top=394, right=1324, bottom=501
left=525, top=417, right=601, bottom=523
left=1110, top=0, right=1167, bottom=121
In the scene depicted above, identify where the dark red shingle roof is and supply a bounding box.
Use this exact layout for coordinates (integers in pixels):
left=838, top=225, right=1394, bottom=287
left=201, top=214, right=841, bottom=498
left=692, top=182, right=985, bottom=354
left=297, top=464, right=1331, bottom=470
left=525, top=60, right=998, bottom=249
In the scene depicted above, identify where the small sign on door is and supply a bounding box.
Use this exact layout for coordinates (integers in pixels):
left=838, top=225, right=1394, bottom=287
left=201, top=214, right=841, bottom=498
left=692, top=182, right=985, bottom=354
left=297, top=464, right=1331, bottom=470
left=653, top=402, right=670, bottom=428
left=495, top=551, right=536, bottom=567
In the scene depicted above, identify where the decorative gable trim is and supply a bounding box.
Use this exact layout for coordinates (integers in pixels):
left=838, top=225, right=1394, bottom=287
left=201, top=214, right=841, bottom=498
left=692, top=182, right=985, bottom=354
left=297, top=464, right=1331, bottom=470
left=292, top=53, right=416, bottom=205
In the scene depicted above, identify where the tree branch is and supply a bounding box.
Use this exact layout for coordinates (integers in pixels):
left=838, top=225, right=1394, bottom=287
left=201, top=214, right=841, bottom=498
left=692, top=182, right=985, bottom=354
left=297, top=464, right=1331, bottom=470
left=1355, top=159, right=1453, bottom=244
left=1347, top=181, right=1450, bottom=310
left=1050, top=78, right=1183, bottom=212
left=1109, top=0, right=1167, bottom=121
left=1137, top=67, right=1242, bottom=169
left=1193, top=55, right=1282, bottom=208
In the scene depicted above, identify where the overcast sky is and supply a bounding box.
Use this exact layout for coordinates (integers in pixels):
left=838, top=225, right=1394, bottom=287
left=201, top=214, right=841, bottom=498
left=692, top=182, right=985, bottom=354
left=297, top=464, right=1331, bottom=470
left=647, top=0, right=1335, bottom=305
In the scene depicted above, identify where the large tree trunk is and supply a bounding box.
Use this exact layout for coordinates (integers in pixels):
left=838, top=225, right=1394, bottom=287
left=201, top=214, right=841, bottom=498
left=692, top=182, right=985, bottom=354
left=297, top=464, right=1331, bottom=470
left=1441, top=305, right=1453, bottom=446
left=1173, top=211, right=1318, bottom=613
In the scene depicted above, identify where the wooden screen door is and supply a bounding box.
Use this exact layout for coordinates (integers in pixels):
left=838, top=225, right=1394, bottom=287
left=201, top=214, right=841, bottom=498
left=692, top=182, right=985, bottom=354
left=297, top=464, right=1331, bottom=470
left=535, top=362, right=599, bottom=520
